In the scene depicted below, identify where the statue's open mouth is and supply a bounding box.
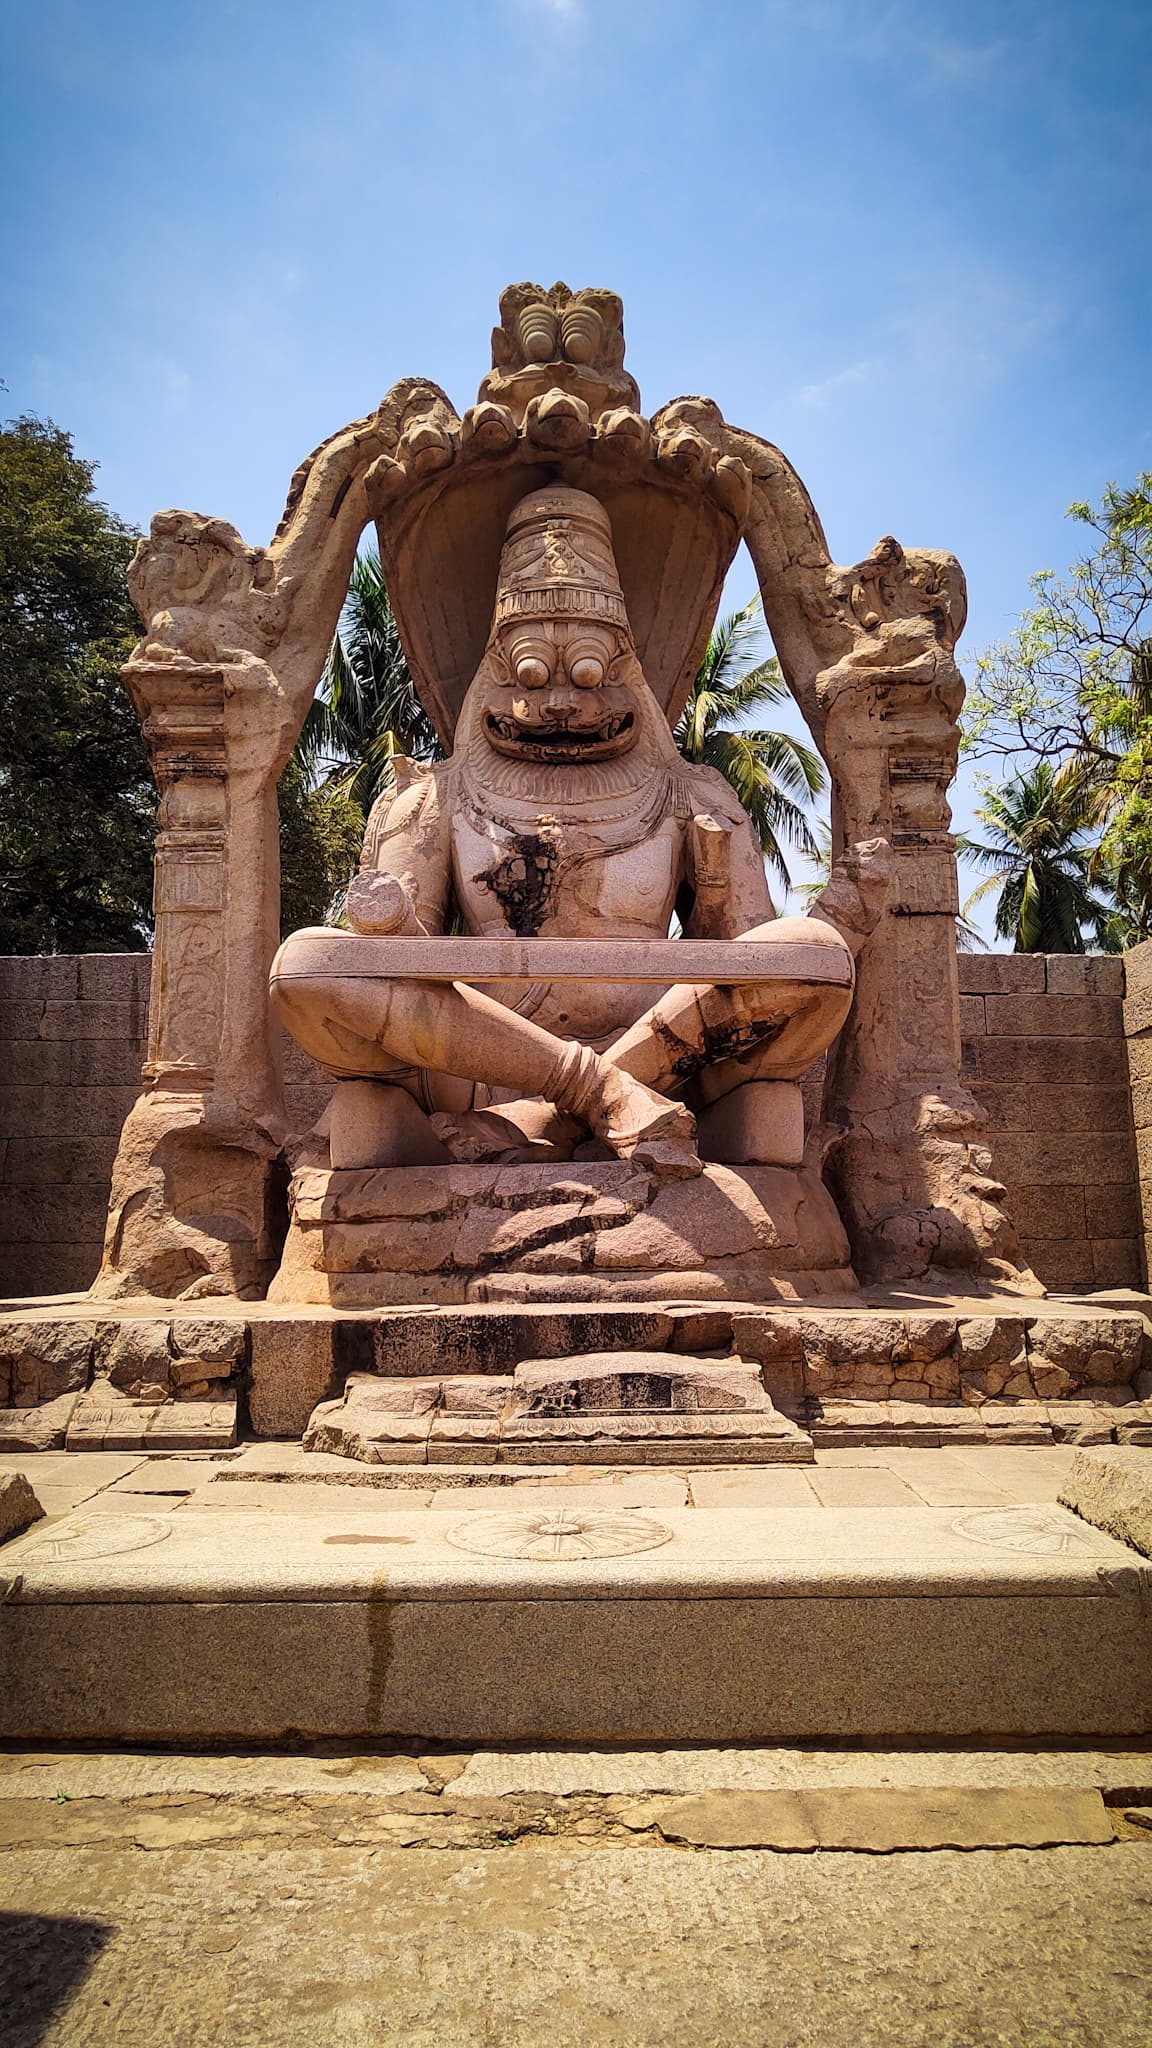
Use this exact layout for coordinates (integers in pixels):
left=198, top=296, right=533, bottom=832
left=485, top=711, right=635, bottom=760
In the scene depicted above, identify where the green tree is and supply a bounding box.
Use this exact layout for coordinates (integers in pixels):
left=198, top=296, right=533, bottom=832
left=297, top=551, right=442, bottom=812
left=0, top=414, right=154, bottom=952
left=279, top=552, right=443, bottom=931
left=277, top=760, right=366, bottom=937
left=963, top=474, right=1152, bottom=945
left=960, top=761, right=1114, bottom=953
left=673, top=597, right=826, bottom=889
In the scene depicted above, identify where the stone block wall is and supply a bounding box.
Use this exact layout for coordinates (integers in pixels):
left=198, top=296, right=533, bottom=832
left=959, top=953, right=1138, bottom=1293
left=0, top=954, right=330, bottom=1299
left=1121, top=938, right=1152, bottom=1288
left=0, top=954, right=148, bottom=1297
left=1, top=948, right=1147, bottom=1299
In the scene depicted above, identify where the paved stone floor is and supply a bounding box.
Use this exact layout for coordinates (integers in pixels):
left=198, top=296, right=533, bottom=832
left=4, top=1446, right=1152, bottom=2042
left=3, top=1776, right=1152, bottom=2046
left=0, top=1439, right=1090, bottom=1518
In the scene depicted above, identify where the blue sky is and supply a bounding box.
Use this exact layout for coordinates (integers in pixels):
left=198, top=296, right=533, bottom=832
left=2, top=0, right=1149, bottom=926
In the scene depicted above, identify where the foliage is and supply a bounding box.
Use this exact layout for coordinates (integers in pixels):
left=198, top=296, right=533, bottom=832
left=960, top=761, right=1115, bottom=953
left=280, top=550, right=445, bottom=932
left=277, top=760, right=365, bottom=937
left=963, top=474, right=1152, bottom=945
left=673, top=597, right=826, bottom=889
left=0, top=415, right=155, bottom=953
left=297, top=551, right=443, bottom=813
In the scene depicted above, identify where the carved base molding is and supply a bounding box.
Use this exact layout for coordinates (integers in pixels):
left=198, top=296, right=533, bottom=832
left=1, top=1294, right=1146, bottom=1450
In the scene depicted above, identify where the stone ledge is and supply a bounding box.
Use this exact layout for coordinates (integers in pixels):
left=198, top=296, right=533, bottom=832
left=1, top=1499, right=1147, bottom=1739
left=303, top=1362, right=815, bottom=1466
left=810, top=1398, right=1152, bottom=1449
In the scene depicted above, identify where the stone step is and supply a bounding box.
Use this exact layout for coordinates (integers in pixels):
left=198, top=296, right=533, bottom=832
left=2, top=1493, right=1148, bottom=1742
left=301, top=1356, right=815, bottom=1464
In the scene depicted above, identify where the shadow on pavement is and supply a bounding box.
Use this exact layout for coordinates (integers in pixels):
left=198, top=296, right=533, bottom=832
left=0, top=1910, right=113, bottom=2047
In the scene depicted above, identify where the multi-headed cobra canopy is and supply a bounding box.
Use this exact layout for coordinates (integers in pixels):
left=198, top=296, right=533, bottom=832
left=356, top=282, right=753, bottom=745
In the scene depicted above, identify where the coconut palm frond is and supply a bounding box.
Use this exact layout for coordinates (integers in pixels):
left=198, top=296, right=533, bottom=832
left=961, top=761, right=1113, bottom=953
left=675, top=598, right=826, bottom=882
left=296, top=550, right=443, bottom=815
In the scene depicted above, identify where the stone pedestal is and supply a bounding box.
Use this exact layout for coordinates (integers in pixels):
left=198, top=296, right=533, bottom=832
left=268, top=1159, right=858, bottom=1309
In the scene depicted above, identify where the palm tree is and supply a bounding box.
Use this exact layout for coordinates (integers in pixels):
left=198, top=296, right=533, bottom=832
left=673, top=597, right=826, bottom=890
left=961, top=761, right=1114, bottom=952
left=296, top=552, right=443, bottom=813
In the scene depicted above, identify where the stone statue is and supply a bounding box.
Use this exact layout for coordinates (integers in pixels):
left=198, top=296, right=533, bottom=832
left=94, top=279, right=1037, bottom=1303
left=270, top=486, right=857, bottom=1178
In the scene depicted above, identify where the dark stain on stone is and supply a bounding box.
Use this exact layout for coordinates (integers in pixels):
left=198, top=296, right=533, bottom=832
left=324, top=1533, right=414, bottom=1545
left=653, top=1013, right=784, bottom=1084
left=365, top=1568, right=394, bottom=1734
left=479, top=828, right=561, bottom=936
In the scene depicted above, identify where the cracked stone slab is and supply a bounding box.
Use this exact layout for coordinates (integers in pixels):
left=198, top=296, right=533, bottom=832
left=0, top=1750, right=430, bottom=1800
left=450, top=1746, right=1152, bottom=1798
left=615, top=1786, right=1116, bottom=1851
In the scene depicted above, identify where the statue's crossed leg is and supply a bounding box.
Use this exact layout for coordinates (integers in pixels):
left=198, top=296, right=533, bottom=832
left=271, top=918, right=853, bottom=1166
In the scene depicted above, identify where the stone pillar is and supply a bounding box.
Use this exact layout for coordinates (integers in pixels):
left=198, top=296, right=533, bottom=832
left=739, top=472, right=1037, bottom=1292
left=89, top=415, right=385, bottom=1300
left=93, top=662, right=287, bottom=1300
left=817, top=669, right=1020, bottom=1285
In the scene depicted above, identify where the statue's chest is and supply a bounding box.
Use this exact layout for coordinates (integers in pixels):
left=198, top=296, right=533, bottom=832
left=452, top=815, right=680, bottom=937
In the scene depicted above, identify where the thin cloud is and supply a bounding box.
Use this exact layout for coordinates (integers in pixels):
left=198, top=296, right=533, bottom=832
left=913, top=32, right=1013, bottom=89
left=789, top=261, right=1062, bottom=416
left=891, top=266, right=1063, bottom=387
left=792, top=358, right=885, bottom=410
left=759, top=3, right=1016, bottom=92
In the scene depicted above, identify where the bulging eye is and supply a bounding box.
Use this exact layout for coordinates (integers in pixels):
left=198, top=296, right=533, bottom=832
left=515, top=655, right=551, bottom=690
left=570, top=655, right=606, bottom=689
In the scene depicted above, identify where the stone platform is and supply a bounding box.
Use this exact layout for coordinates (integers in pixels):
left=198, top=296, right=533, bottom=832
left=2, top=1289, right=1150, bottom=1455
left=1, top=1451, right=1149, bottom=1740
left=270, top=1160, right=857, bottom=1308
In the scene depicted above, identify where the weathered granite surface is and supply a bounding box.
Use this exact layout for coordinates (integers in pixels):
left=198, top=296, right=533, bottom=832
left=270, top=1159, right=857, bottom=1308
left=1059, top=1443, right=1152, bottom=1556
left=0, top=1294, right=1147, bottom=1444
left=1, top=1495, right=1147, bottom=1739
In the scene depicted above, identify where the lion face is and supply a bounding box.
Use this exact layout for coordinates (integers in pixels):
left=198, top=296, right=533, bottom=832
left=480, top=618, right=642, bottom=764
